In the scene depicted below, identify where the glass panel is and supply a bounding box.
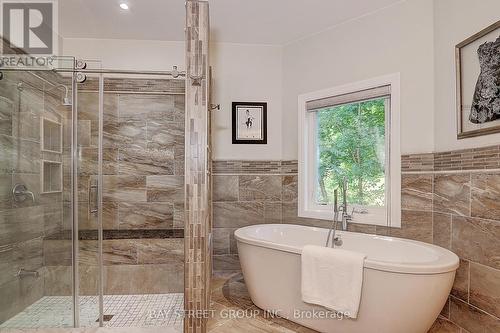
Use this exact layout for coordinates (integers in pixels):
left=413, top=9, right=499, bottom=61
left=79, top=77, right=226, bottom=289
left=0, top=68, right=74, bottom=328
left=316, top=97, right=388, bottom=208
left=99, top=73, right=185, bottom=329
left=75, top=71, right=102, bottom=328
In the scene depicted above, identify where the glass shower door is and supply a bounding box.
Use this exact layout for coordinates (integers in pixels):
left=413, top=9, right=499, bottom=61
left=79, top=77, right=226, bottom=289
left=0, top=58, right=77, bottom=329
left=72, top=70, right=185, bottom=329
left=73, top=70, right=104, bottom=328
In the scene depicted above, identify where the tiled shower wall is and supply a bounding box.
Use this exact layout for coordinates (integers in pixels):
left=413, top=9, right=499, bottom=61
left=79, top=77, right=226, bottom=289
left=0, top=70, right=68, bottom=322
left=213, top=147, right=500, bottom=332
left=44, top=77, right=186, bottom=296
left=185, top=1, right=212, bottom=332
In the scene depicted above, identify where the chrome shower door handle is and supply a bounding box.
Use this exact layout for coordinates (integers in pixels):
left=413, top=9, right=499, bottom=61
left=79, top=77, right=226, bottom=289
left=88, top=180, right=98, bottom=214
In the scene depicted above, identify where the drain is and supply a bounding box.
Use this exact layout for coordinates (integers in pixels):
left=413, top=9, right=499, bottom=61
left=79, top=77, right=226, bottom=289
left=96, top=315, right=114, bottom=322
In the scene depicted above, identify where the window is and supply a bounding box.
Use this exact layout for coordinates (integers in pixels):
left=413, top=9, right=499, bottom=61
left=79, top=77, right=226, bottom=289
left=298, top=74, right=401, bottom=227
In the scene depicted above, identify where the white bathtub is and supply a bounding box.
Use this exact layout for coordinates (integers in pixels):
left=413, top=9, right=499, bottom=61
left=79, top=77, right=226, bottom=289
left=235, top=224, right=459, bottom=333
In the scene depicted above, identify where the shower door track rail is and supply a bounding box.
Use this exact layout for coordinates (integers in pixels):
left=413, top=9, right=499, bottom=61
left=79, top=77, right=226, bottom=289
left=0, top=67, right=186, bottom=77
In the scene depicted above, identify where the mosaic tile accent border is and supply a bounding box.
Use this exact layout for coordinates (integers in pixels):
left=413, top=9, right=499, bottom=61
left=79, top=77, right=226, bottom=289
left=212, top=160, right=298, bottom=174
left=78, top=77, right=185, bottom=94
left=402, top=144, right=500, bottom=172
left=185, top=2, right=211, bottom=332
left=401, top=153, right=434, bottom=172
left=45, top=229, right=184, bottom=240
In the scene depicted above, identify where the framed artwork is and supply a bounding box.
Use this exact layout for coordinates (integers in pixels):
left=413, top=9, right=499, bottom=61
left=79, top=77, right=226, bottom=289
left=232, top=102, right=267, bottom=144
left=456, top=20, right=500, bottom=139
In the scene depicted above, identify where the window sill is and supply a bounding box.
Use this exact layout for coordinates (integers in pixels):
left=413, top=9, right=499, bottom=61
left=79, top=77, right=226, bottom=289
left=298, top=207, right=400, bottom=228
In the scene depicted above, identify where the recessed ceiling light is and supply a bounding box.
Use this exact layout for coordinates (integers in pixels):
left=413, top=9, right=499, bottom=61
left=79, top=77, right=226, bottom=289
left=119, top=3, right=129, bottom=10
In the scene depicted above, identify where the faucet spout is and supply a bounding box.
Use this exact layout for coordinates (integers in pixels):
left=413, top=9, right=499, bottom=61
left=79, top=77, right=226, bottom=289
left=340, top=177, right=352, bottom=231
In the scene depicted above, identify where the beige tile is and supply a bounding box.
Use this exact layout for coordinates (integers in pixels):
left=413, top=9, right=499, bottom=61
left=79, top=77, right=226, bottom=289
left=390, top=210, right=433, bottom=243
left=213, top=228, right=231, bottom=255
left=1, top=206, right=44, bottom=246
left=428, top=317, right=461, bottom=333
left=44, top=265, right=72, bottom=296
left=208, top=301, right=233, bottom=331
left=469, top=262, right=500, bottom=318
left=281, top=202, right=330, bottom=228
left=102, top=175, right=147, bottom=203
left=104, top=264, right=183, bottom=294
left=239, top=175, right=282, bottom=202
left=434, top=174, right=470, bottom=216
left=451, top=216, right=500, bottom=269
left=347, top=223, right=376, bottom=234
left=146, top=120, right=184, bottom=150
left=401, top=174, right=433, bottom=211
left=102, top=240, right=138, bottom=265
left=173, top=203, right=184, bottom=229
left=282, top=175, right=298, bottom=203
left=146, top=175, right=184, bottom=203
left=451, top=259, right=469, bottom=302
left=210, top=274, right=252, bottom=310
left=449, top=296, right=500, bottom=333
left=136, top=239, right=184, bottom=265
left=433, top=212, right=452, bottom=249
left=118, top=148, right=174, bottom=176
left=440, top=297, right=450, bottom=319
left=213, top=202, right=264, bottom=228
left=102, top=119, right=147, bottom=149
left=213, top=255, right=241, bottom=273
left=43, top=240, right=72, bottom=266
left=471, top=173, right=500, bottom=221
left=118, top=202, right=173, bottom=229
left=118, top=94, right=174, bottom=120
left=264, top=202, right=282, bottom=224
left=213, top=175, right=238, bottom=202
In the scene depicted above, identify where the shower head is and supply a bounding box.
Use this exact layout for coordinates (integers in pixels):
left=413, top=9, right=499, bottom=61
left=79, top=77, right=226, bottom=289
left=47, top=84, right=72, bottom=106
left=62, top=96, right=71, bottom=106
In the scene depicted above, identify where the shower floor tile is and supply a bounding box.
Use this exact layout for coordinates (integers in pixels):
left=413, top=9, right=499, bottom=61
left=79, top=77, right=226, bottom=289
left=0, top=294, right=184, bottom=329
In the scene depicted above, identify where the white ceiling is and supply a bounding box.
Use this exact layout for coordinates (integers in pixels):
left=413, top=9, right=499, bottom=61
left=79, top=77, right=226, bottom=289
left=59, top=0, right=401, bottom=45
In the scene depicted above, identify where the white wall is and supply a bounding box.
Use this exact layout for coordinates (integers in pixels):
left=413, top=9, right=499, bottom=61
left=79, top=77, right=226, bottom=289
left=63, top=38, right=283, bottom=160
left=210, top=43, right=282, bottom=160
left=63, top=0, right=499, bottom=161
left=433, top=0, right=500, bottom=152
left=63, top=38, right=185, bottom=71
left=282, top=0, right=435, bottom=159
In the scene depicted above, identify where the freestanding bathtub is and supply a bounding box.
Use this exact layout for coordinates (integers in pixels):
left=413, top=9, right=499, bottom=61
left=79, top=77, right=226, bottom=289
left=235, top=224, right=459, bottom=333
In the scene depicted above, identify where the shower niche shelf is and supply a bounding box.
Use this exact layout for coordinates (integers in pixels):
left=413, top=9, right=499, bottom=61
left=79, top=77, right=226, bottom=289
left=41, top=160, right=62, bottom=194
left=41, top=117, right=62, bottom=154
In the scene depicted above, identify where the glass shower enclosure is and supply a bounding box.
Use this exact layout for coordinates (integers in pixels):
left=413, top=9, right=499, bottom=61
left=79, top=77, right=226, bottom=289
left=0, top=58, right=185, bottom=330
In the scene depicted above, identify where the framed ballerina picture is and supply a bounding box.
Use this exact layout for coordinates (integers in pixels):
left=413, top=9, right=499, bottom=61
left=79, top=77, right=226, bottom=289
left=232, top=102, right=267, bottom=144
left=456, top=20, right=500, bottom=139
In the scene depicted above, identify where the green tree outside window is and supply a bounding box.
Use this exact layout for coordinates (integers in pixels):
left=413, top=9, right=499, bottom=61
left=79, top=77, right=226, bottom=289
left=316, top=98, right=387, bottom=206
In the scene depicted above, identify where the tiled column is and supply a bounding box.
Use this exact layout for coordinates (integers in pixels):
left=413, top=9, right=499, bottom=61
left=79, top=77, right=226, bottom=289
left=185, top=1, right=211, bottom=332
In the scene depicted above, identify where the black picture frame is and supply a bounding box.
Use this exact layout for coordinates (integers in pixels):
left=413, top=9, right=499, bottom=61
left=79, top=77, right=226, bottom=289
left=232, top=102, right=267, bottom=144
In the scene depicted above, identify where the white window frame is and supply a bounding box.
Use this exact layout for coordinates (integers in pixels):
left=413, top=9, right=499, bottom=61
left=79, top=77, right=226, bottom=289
left=298, top=73, right=401, bottom=228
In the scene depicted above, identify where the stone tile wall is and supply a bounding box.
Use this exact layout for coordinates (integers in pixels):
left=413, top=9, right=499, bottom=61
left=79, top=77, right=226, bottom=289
left=213, top=149, right=500, bottom=332
left=44, top=77, right=186, bottom=297
left=185, top=1, right=212, bottom=332
left=0, top=70, right=69, bottom=323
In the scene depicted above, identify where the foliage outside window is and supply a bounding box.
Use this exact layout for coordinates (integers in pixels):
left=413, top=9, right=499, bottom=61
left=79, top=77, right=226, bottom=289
left=298, top=74, right=401, bottom=227
left=316, top=98, right=387, bottom=208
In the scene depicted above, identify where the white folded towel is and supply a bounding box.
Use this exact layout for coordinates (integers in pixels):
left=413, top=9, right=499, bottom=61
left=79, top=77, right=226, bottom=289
left=301, top=245, right=366, bottom=319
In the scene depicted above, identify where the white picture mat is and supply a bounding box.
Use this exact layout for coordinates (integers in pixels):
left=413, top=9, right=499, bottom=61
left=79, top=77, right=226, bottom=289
left=460, top=28, right=500, bottom=132
left=236, top=106, right=263, bottom=140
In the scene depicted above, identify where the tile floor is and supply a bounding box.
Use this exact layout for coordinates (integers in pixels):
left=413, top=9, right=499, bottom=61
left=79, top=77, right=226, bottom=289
left=208, top=273, right=317, bottom=333
left=0, top=294, right=183, bottom=330
left=208, top=273, right=460, bottom=333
